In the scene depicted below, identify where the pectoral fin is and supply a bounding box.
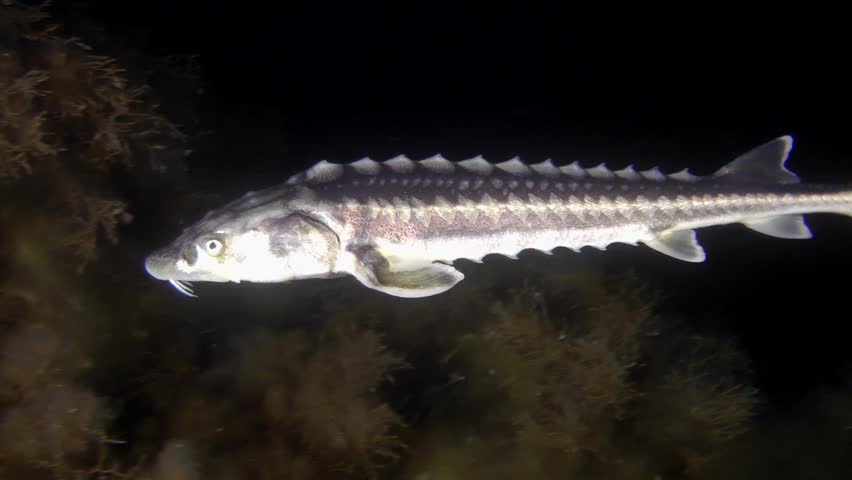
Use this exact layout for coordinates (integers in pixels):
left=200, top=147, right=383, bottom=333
left=348, top=245, right=464, bottom=298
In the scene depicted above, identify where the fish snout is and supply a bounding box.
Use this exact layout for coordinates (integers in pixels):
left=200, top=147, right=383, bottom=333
left=144, top=251, right=175, bottom=280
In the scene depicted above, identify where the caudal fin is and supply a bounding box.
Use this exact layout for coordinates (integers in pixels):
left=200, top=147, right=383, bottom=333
left=713, top=135, right=801, bottom=184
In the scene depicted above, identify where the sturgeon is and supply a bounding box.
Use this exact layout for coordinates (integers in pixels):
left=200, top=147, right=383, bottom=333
left=144, top=136, right=852, bottom=298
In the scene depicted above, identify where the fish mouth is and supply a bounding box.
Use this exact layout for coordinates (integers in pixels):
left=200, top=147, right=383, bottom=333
left=144, top=254, right=199, bottom=297
left=142, top=250, right=192, bottom=297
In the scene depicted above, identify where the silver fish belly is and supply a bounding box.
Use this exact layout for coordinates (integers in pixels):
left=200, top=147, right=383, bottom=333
left=144, top=135, right=852, bottom=298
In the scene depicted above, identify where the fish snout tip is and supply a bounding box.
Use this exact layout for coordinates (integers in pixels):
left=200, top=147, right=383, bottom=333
left=144, top=252, right=171, bottom=280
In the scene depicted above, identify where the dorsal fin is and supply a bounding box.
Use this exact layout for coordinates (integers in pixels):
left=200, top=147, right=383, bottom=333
left=713, top=135, right=800, bottom=184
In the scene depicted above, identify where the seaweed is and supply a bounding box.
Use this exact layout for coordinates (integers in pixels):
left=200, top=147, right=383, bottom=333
left=419, top=271, right=761, bottom=479
left=152, top=320, right=408, bottom=480
left=0, top=0, right=187, bottom=273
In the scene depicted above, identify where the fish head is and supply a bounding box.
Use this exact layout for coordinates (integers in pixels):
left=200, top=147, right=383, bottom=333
left=144, top=187, right=341, bottom=296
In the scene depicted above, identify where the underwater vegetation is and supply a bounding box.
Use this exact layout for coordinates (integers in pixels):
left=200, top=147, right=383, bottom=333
left=390, top=271, right=758, bottom=479
left=1, top=2, right=851, bottom=479
left=0, top=0, right=188, bottom=274
left=0, top=1, right=195, bottom=478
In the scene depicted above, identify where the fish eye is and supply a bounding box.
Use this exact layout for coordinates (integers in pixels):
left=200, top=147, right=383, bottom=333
left=202, top=238, right=223, bottom=256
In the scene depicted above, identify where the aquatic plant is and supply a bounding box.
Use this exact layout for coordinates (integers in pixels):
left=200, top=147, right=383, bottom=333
left=0, top=317, right=197, bottom=479
left=0, top=382, right=110, bottom=473
left=0, top=3, right=202, bottom=479
left=145, top=440, right=198, bottom=480
left=0, top=0, right=187, bottom=273
left=413, top=270, right=761, bottom=479
left=288, top=320, right=408, bottom=476
left=455, top=273, right=651, bottom=458
left=633, top=334, right=759, bottom=473
left=155, top=319, right=408, bottom=480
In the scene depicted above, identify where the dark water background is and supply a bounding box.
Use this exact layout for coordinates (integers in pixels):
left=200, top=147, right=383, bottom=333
left=2, top=2, right=851, bottom=479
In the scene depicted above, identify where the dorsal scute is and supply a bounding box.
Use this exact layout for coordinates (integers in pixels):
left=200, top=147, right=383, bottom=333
left=292, top=153, right=717, bottom=187
left=586, top=163, right=614, bottom=179
left=614, top=165, right=641, bottom=181
left=640, top=166, right=666, bottom=181
left=668, top=168, right=702, bottom=182
left=559, top=161, right=586, bottom=178
left=305, top=160, right=345, bottom=183
left=350, top=157, right=381, bottom=175
left=384, top=155, right=416, bottom=173
left=420, top=154, right=455, bottom=174
left=496, top=157, right=531, bottom=175
left=530, top=159, right=560, bottom=177
left=458, top=155, right=494, bottom=175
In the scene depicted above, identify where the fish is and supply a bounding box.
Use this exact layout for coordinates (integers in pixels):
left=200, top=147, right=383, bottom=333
left=144, top=135, right=852, bottom=298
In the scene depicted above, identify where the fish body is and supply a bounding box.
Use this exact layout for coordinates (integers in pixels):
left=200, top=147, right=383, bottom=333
left=144, top=136, right=852, bottom=298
